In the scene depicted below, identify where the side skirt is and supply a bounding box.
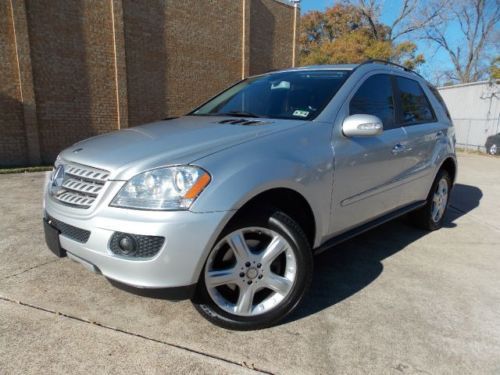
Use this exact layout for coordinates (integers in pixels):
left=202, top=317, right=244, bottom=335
left=314, top=201, right=426, bottom=255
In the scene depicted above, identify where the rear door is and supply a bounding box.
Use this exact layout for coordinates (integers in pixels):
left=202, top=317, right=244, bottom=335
left=394, top=76, right=447, bottom=204
left=330, top=73, right=410, bottom=235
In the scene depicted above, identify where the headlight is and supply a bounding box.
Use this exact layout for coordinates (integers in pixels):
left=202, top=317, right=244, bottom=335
left=111, top=166, right=211, bottom=210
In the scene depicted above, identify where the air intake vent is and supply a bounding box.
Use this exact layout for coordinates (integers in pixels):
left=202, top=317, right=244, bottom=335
left=217, top=119, right=269, bottom=126
left=46, top=215, right=91, bottom=243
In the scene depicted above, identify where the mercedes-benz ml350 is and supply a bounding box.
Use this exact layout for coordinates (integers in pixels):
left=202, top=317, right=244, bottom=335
left=43, top=61, right=457, bottom=330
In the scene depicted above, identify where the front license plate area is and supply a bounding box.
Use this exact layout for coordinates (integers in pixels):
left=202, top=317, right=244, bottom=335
left=43, top=218, right=66, bottom=257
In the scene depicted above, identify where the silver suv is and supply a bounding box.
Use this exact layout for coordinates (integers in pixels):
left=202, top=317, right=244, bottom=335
left=43, top=61, right=457, bottom=330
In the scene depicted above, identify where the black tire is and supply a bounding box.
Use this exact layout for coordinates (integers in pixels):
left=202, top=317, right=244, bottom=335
left=192, top=209, right=313, bottom=330
left=410, top=169, right=451, bottom=231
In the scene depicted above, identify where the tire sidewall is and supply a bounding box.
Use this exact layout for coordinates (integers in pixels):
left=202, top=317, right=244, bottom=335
left=425, top=170, right=452, bottom=230
left=193, top=209, right=313, bottom=330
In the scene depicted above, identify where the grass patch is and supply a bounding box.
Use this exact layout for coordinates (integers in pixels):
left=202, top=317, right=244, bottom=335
left=0, top=166, right=53, bottom=174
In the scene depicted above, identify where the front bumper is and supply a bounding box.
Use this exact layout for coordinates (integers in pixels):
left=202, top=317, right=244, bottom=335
left=44, top=188, right=231, bottom=291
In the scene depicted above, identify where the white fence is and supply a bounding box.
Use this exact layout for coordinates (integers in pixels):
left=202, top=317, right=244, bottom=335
left=438, top=81, right=499, bottom=152
left=453, top=118, right=500, bottom=151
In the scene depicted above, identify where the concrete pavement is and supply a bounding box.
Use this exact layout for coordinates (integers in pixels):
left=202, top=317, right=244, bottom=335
left=1, top=153, right=499, bottom=374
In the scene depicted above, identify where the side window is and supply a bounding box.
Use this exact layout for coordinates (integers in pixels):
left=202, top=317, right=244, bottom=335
left=350, top=74, right=396, bottom=130
left=395, top=77, right=436, bottom=124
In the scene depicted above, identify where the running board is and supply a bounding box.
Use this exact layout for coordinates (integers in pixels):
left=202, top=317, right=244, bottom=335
left=314, top=201, right=426, bottom=255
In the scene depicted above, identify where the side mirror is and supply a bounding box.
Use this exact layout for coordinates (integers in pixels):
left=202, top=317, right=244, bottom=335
left=342, top=114, right=383, bottom=137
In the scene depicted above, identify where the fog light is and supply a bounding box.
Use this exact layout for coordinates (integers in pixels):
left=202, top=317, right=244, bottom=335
left=110, top=232, right=165, bottom=258
left=117, top=234, right=136, bottom=254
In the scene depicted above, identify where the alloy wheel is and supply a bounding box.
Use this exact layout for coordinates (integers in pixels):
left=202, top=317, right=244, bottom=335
left=489, top=144, right=497, bottom=155
left=204, top=227, right=297, bottom=317
left=431, top=177, right=449, bottom=223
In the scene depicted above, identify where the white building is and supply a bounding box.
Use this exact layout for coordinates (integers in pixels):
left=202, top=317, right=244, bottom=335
left=438, top=80, right=499, bottom=152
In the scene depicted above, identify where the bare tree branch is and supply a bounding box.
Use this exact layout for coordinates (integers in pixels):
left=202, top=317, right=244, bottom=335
left=350, top=0, right=446, bottom=41
left=357, top=0, right=381, bottom=39
left=424, top=0, right=500, bottom=83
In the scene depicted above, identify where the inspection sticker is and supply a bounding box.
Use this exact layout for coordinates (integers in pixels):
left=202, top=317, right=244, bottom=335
left=293, top=110, right=309, bottom=118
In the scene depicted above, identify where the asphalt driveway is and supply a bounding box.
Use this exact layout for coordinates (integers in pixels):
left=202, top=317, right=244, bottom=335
left=1, top=153, right=499, bottom=374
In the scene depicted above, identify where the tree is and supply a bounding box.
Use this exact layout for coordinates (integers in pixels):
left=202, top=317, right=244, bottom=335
left=299, top=3, right=425, bottom=69
left=490, top=57, right=500, bottom=80
left=354, top=0, right=446, bottom=42
left=424, top=0, right=500, bottom=83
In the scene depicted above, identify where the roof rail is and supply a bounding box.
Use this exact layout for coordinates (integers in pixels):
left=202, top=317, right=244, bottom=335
left=354, top=59, right=424, bottom=79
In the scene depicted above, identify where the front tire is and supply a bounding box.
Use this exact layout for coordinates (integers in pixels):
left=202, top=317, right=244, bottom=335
left=411, top=169, right=451, bottom=231
left=192, top=210, right=313, bottom=330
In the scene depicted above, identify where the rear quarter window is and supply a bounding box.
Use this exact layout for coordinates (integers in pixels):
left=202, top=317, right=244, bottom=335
left=428, top=85, right=452, bottom=120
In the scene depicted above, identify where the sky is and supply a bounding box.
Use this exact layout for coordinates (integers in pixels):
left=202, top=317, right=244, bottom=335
left=297, top=0, right=458, bottom=81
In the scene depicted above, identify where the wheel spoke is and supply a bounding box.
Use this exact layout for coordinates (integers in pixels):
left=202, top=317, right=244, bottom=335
left=227, top=231, right=251, bottom=261
left=261, top=235, right=287, bottom=265
left=439, top=180, right=448, bottom=195
left=439, top=200, right=447, bottom=217
left=235, top=286, right=255, bottom=314
left=206, top=268, right=238, bottom=287
left=262, top=272, right=293, bottom=296
left=431, top=200, right=439, bottom=220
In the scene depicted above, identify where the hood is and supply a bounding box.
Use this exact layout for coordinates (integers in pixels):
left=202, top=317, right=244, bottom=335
left=59, top=116, right=304, bottom=180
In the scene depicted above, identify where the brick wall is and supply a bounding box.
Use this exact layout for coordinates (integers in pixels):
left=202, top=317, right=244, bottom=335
left=0, top=0, right=297, bottom=166
left=163, top=0, right=244, bottom=116
left=26, top=0, right=118, bottom=163
left=249, top=0, right=296, bottom=76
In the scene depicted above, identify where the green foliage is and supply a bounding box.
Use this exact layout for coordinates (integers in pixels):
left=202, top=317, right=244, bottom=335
left=490, top=57, right=500, bottom=80
left=299, top=4, right=424, bottom=69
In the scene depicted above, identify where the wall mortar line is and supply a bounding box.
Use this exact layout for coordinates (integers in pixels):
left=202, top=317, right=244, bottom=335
left=9, top=0, right=22, bottom=103
left=292, top=2, right=298, bottom=67
left=110, top=0, right=128, bottom=129
left=242, top=0, right=246, bottom=79
left=9, top=0, right=41, bottom=165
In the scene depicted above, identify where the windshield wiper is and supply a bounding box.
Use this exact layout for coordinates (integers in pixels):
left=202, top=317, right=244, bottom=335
left=217, top=111, right=260, bottom=118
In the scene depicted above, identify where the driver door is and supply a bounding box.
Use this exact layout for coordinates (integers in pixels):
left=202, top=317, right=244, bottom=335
left=330, top=73, right=410, bottom=235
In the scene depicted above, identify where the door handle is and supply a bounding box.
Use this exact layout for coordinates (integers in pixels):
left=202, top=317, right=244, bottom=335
left=392, top=143, right=405, bottom=155
left=436, top=130, right=444, bottom=137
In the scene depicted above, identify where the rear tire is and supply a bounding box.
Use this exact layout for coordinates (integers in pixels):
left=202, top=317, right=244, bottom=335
left=411, top=169, right=451, bottom=231
left=192, top=209, right=313, bottom=330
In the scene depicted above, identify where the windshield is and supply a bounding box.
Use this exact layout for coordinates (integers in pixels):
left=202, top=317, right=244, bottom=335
left=191, top=70, right=350, bottom=120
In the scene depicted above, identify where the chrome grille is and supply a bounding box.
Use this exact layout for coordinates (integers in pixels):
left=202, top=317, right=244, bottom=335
left=52, top=163, right=109, bottom=209
left=65, top=165, right=109, bottom=183
left=62, top=177, right=104, bottom=196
